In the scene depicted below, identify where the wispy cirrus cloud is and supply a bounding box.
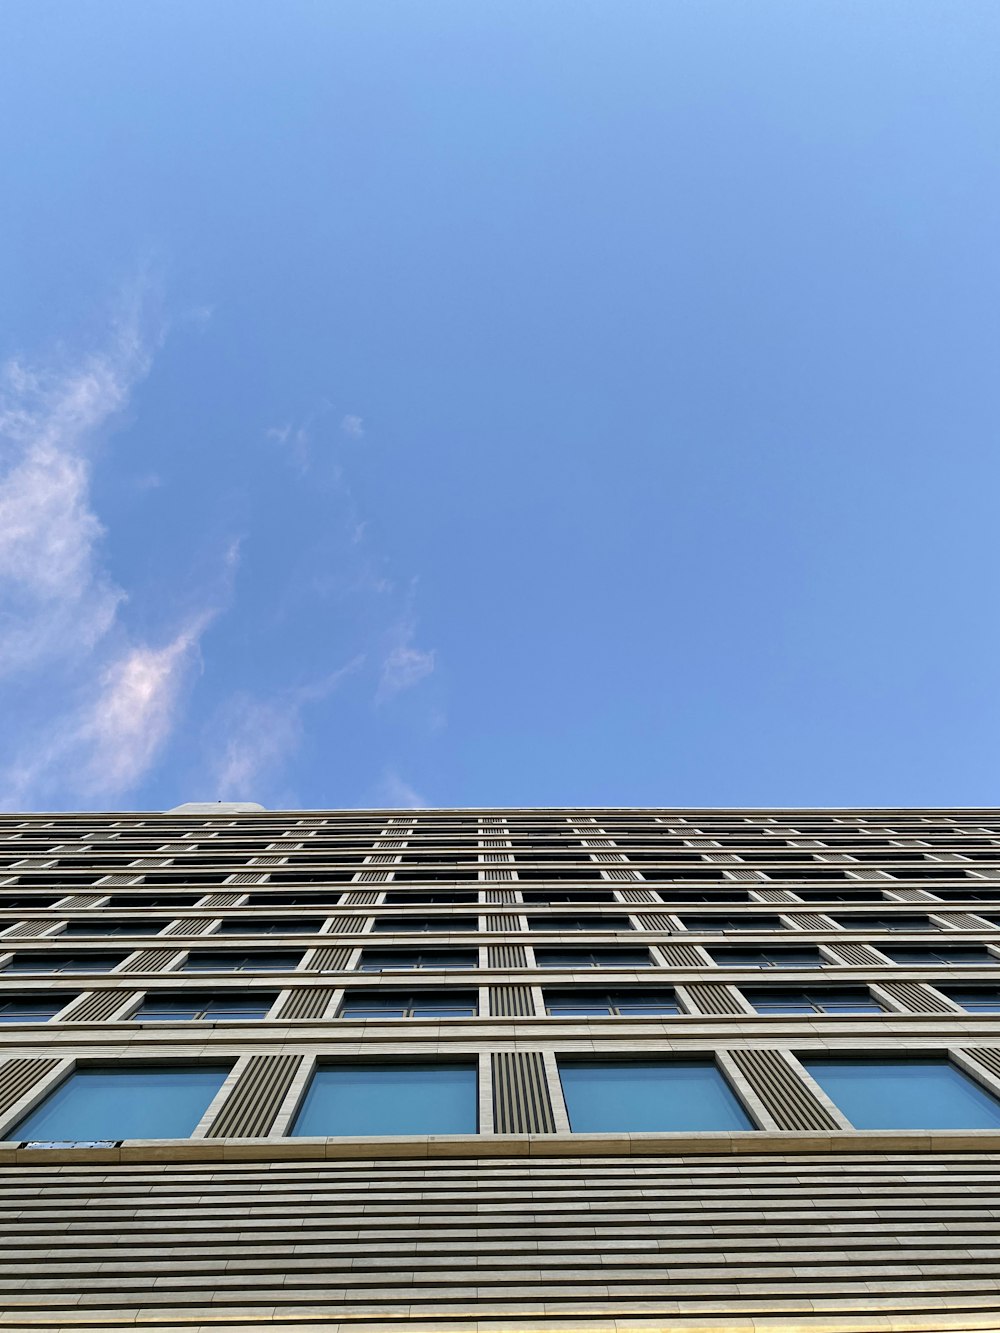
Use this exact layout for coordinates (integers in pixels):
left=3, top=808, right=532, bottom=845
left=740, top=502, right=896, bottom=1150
left=376, top=768, right=428, bottom=808
left=0, top=294, right=223, bottom=807
left=376, top=619, right=436, bottom=704
left=208, top=656, right=365, bottom=801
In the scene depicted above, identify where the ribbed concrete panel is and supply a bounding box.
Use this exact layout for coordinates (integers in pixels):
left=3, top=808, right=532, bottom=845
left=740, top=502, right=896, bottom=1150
left=0, top=1057, right=59, bottom=1118
left=828, top=940, right=887, bottom=965
left=123, top=947, right=181, bottom=972
left=224, top=872, right=269, bottom=885
left=600, top=867, right=643, bottom=880
left=487, top=944, right=527, bottom=968
left=485, top=914, right=520, bottom=931
left=752, top=888, right=801, bottom=903
left=966, top=1048, right=1000, bottom=1082
left=354, top=869, right=391, bottom=882
left=488, top=984, right=535, bottom=1016
left=162, top=917, right=214, bottom=935
left=727, top=1049, right=842, bottom=1130
left=95, top=874, right=142, bottom=886
left=937, top=911, right=992, bottom=929
left=483, top=888, right=518, bottom=903
left=482, top=867, right=515, bottom=881
left=877, top=980, right=951, bottom=1014
left=305, top=945, right=352, bottom=971
left=341, top=889, right=381, bottom=906
left=656, top=941, right=706, bottom=966
left=491, top=1051, right=556, bottom=1132
left=0, top=921, right=54, bottom=938
left=4, top=1152, right=1000, bottom=1326
left=616, top=887, right=660, bottom=903
left=635, top=912, right=675, bottom=930
left=205, top=1054, right=302, bottom=1138
left=199, top=891, right=245, bottom=907
left=56, top=894, right=107, bottom=908
left=274, top=987, right=336, bottom=1020
left=323, top=915, right=370, bottom=933
left=684, top=981, right=747, bottom=1015
left=62, top=990, right=138, bottom=1023
left=891, top=887, right=940, bottom=902
left=790, top=911, right=835, bottom=930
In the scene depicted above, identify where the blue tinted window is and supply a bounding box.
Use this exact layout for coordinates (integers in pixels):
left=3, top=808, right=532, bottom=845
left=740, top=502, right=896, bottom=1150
left=679, top=915, right=783, bottom=932
left=560, top=1059, right=752, bottom=1132
left=358, top=950, right=477, bottom=971
left=709, top=947, right=824, bottom=969
left=941, top=988, right=1000, bottom=1013
left=5, top=953, right=125, bottom=974
left=0, top=996, right=71, bottom=1022
left=133, top=993, right=276, bottom=1021
left=182, top=951, right=301, bottom=972
left=878, top=945, right=998, bottom=965
left=292, top=1063, right=477, bottom=1136
left=803, top=1057, right=1000, bottom=1130
left=12, top=1065, right=229, bottom=1141
left=745, top=988, right=882, bottom=1015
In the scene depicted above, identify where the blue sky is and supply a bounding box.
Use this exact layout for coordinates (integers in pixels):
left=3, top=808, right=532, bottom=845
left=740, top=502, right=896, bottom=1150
left=0, top=1, right=997, bottom=812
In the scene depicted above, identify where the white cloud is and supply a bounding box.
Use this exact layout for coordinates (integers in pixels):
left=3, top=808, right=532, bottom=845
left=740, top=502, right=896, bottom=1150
left=0, top=323, right=151, bottom=676
left=340, top=414, right=364, bottom=439
left=0, top=296, right=225, bottom=808
left=377, top=768, right=427, bottom=808
left=377, top=621, right=436, bottom=704
left=209, top=657, right=365, bottom=800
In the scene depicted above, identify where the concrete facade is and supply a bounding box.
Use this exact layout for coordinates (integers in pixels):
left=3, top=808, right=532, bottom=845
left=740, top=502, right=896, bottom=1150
left=0, top=806, right=998, bottom=1329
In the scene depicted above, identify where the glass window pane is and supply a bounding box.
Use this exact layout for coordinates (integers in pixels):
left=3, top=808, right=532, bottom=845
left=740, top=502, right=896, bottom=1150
left=560, top=1060, right=752, bottom=1133
left=803, top=1057, right=1000, bottom=1130
left=134, top=994, right=274, bottom=1021
left=942, top=989, right=1000, bottom=1013
left=0, top=997, right=68, bottom=1021
left=745, top=989, right=882, bottom=1015
left=12, top=1065, right=229, bottom=1141
left=291, top=1063, right=477, bottom=1136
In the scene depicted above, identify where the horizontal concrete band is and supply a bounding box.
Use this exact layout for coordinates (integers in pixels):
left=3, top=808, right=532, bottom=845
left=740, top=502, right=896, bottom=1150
left=5, top=1128, right=1000, bottom=1165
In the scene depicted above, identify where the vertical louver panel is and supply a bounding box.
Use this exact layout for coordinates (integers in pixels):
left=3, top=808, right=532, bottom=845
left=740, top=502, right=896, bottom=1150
left=789, top=913, right=836, bottom=930
left=55, top=894, right=106, bottom=909
left=224, top=873, right=270, bottom=885
left=876, top=980, right=950, bottom=1014
left=124, top=948, right=181, bottom=973
left=484, top=889, right=518, bottom=904
left=484, top=915, right=520, bottom=932
left=323, top=916, right=370, bottom=933
left=491, top=1051, right=556, bottom=1133
left=964, top=1048, right=1000, bottom=1082
left=683, top=982, right=747, bottom=1015
left=200, top=892, right=246, bottom=907
left=827, top=941, right=887, bottom=966
left=752, top=889, right=800, bottom=903
left=482, top=868, right=515, bottom=881
left=635, top=913, right=674, bottom=931
left=656, top=942, right=706, bottom=966
left=354, top=870, right=392, bottom=883
left=0, top=1058, right=60, bottom=1119
left=889, top=888, right=939, bottom=902
left=488, top=985, right=535, bottom=1017
left=162, top=918, right=214, bottom=935
left=935, top=912, right=991, bottom=930
left=487, top=945, right=527, bottom=969
left=206, top=1055, right=302, bottom=1138
left=274, top=988, right=336, bottom=1020
left=63, top=991, right=137, bottom=1023
left=305, top=946, right=352, bottom=972
left=727, top=1049, right=841, bottom=1130
left=0, top=921, right=55, bottom=939
left=616, top=888, right=660, bottom=904
left=341, top=890, right=381, bottom=906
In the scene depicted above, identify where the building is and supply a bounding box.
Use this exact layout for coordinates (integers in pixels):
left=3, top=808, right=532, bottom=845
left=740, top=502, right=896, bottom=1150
left=0, top=804, right=999, bottom=1331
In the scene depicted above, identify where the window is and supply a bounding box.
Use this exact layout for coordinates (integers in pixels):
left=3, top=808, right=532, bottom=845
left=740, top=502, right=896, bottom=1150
left=833, top=914, right=935, bottom=932
left=338, top=990, right=478, bottom=1018
left=559, top=1059, right=752, bottom=1132
left=0, top=896, right=60, bottom=909
left=383, top=891, right=478, bottom=905
left=133, top=993, right=277, bottom=1021
left=215, top=919, right=318, bottom=935
left=877, top=945, right=999, bottom=965
left=938, top=988, right=1000, bottom=1013
left=521, top=890, right=618, bottom=904
left=529, top=915, right=633, bottom=931
left=181, top=951, right=302, bottom=972
left=247, top=893, right=342, bottom=907
left=112, top=895, right=201, bottom=908
left=544, top=989, right=679, bottom=1016
left=291, top=1062, right=477, bottom=1136
left=794, top=889, right=885, bottom=903
left=4, top=953, right=125, bottom=974
left=0, top=995, right=74, bottom=1022
left=370, top=916, right=478, bottom=933
left=803, top=1057, right=1000, bottom=1130
left=357, top=949, right=477, bottom=972
left=61, top=920, right=168, bottom=937
left=679, top=915, right=784, bottom=932
left=10, top=1064, right=230, bottom=1142
left=708, top=947, right=826, bottom=969
left=534, top=948, right=652, bottom=969
left=655, top=891, right=751, bottom=904
left=744, top=988, right=883, bottom=1015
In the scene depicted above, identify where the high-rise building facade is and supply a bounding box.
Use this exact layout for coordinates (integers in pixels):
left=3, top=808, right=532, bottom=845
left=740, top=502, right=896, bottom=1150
left=0, top=804, right=999, bottom=1330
